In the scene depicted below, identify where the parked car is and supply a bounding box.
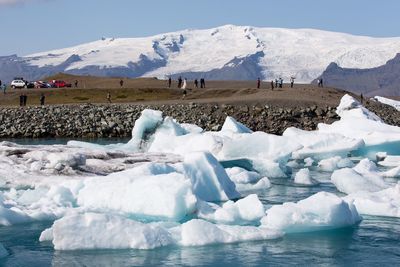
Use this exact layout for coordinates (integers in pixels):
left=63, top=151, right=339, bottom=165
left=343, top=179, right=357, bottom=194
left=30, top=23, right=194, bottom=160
left=34, top=81, right=51, bottom=88
left=10, top=79, right=26, bottom=89
left=51, top=80, right=72, bottom=88
left=26, top=81, right=35, bottom=89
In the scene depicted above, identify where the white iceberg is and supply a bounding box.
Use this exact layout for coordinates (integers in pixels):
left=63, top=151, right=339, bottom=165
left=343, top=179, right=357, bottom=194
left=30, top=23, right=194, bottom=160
left=319, top=95, right=400, bottom=159
left=261, top=192, right=361, bottom=233
left=77, top=170, right=197, bottom=221
left=175, top=219, right=281, bottom=247
left=220, top=116, right=253, bottom=134
left=344, top=182, right=400, bottom=218
left=197, top=194, right=265, bottom=225
left=283, top=127, right=363, bottom=160
left=331, top=160, right=388, bottom=195
left=183, top=152, right=240, bottom=202
left=294, top=168, right=318, bottom=185
left=42, top=213, right=174, bottom=250
left=318, top=156, right=354, bottom=172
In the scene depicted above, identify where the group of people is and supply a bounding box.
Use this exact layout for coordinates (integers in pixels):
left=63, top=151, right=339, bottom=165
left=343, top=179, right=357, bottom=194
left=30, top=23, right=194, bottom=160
left=168, top=77, right=206, bottom=89
left=18, top=93, right=45, bottom=106
left=258, top=77, right=294, bottom=89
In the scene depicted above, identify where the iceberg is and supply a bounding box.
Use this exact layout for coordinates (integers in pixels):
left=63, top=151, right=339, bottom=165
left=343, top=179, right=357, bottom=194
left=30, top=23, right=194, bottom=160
left=42, top=213, right=174, bottom=250
left=283, top=127, right=364, bottom=160
left=294, top=168, right=318, bottom=185
left=331, top=160, right=388, bottom=195
left=261, top=192, right=361, bottom=233
left=319, top=95, right=400, bottom=158
left=197, top=194, right=265, bottom=225
left=220, top=116, right=253, bottom=134
left=183, top=152, right=240, bottom=202
left=175, top=219, right=282, bottom=247
left=378, top=155, right=400, bottom=167
left=77, top=169, right=197, bottom=221
left=318, top=156, right=354, bottom=172
left=344, top=182, right=400, bottom=218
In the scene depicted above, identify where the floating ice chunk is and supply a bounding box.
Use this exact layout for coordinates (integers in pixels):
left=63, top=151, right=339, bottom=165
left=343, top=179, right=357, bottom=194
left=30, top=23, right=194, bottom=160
left=176, top=219, right=281, bottom=246
left=261, top=192, right=361, bottom=233
left=286, top=160, right=301, bottom=168
left=283, top=127, right=364, bottom=160
left=225, top=167, right=261, bottom=184
left=383, top=166, right=400, bottom=178
left=318, top=156, right=354, bottom=172
left=234, top=177, right=271, bottom=192
left=45, top=152, right=86, bottom=170
left=126, top=109, right=164, bottom=150
left=0, top=204, right=31, bottom=226
left=44, top=213, right=174, bottom=250
left=304, top=157, right=314, bottom=167
left=184, top=152, right=240, bottom=202
left=251, top=159, right=287, bottom=178
left=294, top=168, right=318, bottom=185
left=331, top=168, right=387, bottom=194
left=220, top=116, right=253, bottom=134
left=77, top=171, right=197, bottom=221
left=0, top=243, right=7, bottom=258
left=197, top=194, right=264, bottom=225
left=39, top=227, right=53, bottom=242
left=180, top=123, right=203, bottom=134
left=372, top=96, right=400, bottom=111
left=220, top=132, right=302, bottom=163
left=353, top=158, right=379, bottom=175
left=378, top=156, right=400, bottom=167
left=149, top=132, right=224, bottom=156
left=319, top=95, right=400, bottom=158
left=344, top=182, right=400, bottom=217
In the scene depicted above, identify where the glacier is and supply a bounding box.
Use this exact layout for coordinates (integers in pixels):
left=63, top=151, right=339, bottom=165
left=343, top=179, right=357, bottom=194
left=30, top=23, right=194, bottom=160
left=1, top=94, right=400, bottom=252
left=10, top=25, right=400, bottom=83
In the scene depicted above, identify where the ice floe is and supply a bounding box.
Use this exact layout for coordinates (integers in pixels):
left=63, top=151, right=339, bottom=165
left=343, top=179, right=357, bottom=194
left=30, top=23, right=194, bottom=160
left=344, top=182, right=400, bottom=218
left=261, top=192, right=361, bottom=233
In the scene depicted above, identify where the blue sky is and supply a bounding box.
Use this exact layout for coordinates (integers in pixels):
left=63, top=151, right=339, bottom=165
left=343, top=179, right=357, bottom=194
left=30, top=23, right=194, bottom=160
left=0, top=0, right=399, bottom=56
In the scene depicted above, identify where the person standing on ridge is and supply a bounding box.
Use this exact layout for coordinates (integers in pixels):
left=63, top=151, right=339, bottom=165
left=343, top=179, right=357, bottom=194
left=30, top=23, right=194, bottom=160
left=23, top=94, right=27, bottom=106
left=107, top=92, right=112, bottom=103
left=19, top=94, right=23, bottom=106
left=257, top=78, right=261, bottom=89
left=200, top=78, right=206, bottom=88
left=40, top=93, right=45, bottom=106
left=75, top=80, right=78, bottom=88
left=119, top=79, right=124, bottom=87
left=290, top=77, right=295, bottom=88
left=270, top=80, right=274, bottom=90
left=194, top=79, right=198, bottom=88
left=178, top=76, right=182, bottom=88
left=168, top=77, right=172, bottom=88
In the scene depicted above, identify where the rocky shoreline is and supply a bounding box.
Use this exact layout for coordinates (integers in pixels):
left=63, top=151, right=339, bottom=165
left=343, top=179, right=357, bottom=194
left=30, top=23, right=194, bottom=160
left=0, top=101, right=398, bottom=139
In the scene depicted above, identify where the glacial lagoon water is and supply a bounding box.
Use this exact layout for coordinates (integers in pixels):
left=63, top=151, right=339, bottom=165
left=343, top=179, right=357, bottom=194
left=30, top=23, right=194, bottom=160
left=0, top=139, right=399, bottom=267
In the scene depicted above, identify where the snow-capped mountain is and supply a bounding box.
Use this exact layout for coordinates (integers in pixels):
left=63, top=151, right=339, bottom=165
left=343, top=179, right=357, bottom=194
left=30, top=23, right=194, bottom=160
left=1, top=25, right=400, bottom=84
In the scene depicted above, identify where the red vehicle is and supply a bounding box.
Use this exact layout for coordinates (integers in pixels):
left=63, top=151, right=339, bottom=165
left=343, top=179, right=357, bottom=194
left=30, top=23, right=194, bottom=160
left=51, top=80, right=72, bottom=88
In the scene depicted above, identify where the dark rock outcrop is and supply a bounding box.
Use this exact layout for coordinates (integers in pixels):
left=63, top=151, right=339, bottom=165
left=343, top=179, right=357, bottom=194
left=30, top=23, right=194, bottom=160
left=315, top=53, right=400, bottom=96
